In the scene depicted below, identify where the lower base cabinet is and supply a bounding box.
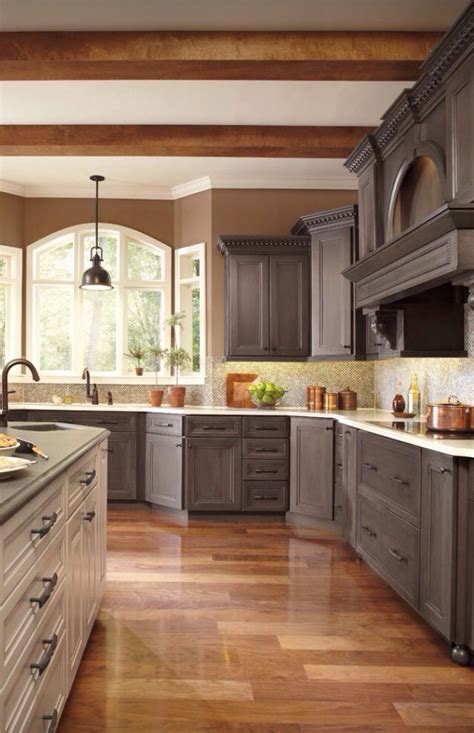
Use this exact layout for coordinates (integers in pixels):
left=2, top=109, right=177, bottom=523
left=469, top=498, right=474, bottom=653
left=186, top=437, right=242, bottom=511
left=342, top=426, right=358, bottom=548
left=289, top=418, right=334, bottom=519
left=107, top=432, right=137, bottom=501
left=145, top=433, right=183, bottom=509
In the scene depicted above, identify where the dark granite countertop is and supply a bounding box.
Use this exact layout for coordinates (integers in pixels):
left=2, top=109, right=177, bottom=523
left=0, top=422, right=108, bottom=525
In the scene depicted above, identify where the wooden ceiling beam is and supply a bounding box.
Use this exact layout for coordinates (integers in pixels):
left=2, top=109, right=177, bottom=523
left=0, top=31, right=441, bottom=81
left=0, top=124, right=373, bottom=157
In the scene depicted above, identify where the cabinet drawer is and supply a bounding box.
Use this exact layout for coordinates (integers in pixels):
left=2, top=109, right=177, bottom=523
left=2, top=584, right=66, bottom=733
left=243, top=438, right=288, bottom=460
left=359, top=432, right=421, bottom=525
left=146, top=413, right=183, bottom=436
left=0, top=477, right=66, bottom=604
left=243, top=460, right=288, bottom=481
left=24, top=633, right=67, bottom=733
left=185, top=416, right=242, bottom=437
left=0, top=530, right=66, bottom=690
left=243, top=482, right=288, bottom=511
left=243, top=416, right=289, bottom=438
left=67, top=447, right=99, bottom=515
left=358, top=495, right=419, bottom=607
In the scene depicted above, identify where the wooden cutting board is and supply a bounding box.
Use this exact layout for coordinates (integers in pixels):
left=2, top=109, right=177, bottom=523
left=226, top=373, right=258, bottom=408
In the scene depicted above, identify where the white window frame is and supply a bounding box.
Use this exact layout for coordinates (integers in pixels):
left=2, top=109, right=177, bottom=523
left=174, top=243, right=206, bottom=384
left=0, top=245, right=23, bottom=369
left=26, top=223, right=175, bottom=384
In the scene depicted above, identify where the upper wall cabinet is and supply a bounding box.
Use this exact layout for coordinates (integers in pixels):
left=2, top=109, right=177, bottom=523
left=292, top=206, right=358, bottom=359
left=344, top=3, right=474, bottom=309
left=218, top=236, right=310, bottom=359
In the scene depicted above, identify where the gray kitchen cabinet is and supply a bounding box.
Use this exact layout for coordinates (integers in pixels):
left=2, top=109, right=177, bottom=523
left=269, top=254, right=310, bottom=357
left=185, top=437, right=242, bottom=511
left=227, top=254, right=270, bottom=357
left=106, top=432, right=137, bottom=501
left=342, top=426, right=358, bottom=548
left=289, top=418, right=334, bottom=519
left=420, top=450, right=457, bottom=639
left=145, top=433, right=183, bottom=510
left=469, top=497, right=474, bottom=654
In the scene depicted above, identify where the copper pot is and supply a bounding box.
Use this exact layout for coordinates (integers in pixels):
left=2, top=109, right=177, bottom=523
left=426, top=396, right=472, bottom=432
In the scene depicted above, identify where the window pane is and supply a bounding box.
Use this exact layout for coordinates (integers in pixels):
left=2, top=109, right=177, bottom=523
left=37, top=285, right=72, bottom=371
left=192, top=258, right=200, bottom=277
left=127, top=289, right=162, bottom=371
left=127, top=241, right=162, bottom=281
left=84, top=232, right=118, bottom=280
left=192, top=287, right=200, bottom=372
left=0, top=285, right=7, bottom=367
left=83, top=290, right=117, bottom=372
left=0, top=257, right=9, bottom=279
left=37, top=236, right=74, bottom=280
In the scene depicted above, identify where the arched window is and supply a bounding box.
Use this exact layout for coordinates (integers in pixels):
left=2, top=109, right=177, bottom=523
left=27, top=224, right=172, bottom=379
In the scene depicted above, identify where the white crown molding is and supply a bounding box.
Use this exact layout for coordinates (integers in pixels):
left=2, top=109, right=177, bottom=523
left=0, top=173, right=357, bottom=200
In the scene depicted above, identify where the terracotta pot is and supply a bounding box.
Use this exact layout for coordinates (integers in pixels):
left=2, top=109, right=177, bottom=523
left=148, top=388, right=164, bottom=407
left=168, top=386, right=186, bottom=408
left=135, top=367, right=144, bottom=376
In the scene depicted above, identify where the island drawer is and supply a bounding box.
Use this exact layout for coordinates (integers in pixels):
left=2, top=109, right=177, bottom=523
left=0, top=477, right=66, bottom=605
left=243, top=482, right=288, bottom=511
left=0, top=531, right=66, bottom=690
left=358, top=431, right=421, bottom=525
left=22, top=631, right=67, bottom=733
left=67, top=447, right=99, bottom=515
left=243, top=460, right=288, bottom=481
left=243, top=416, right=289, bottom=438
left=243, top=438, right=289, bottom=460
left=358, top=495, right=419, bottom=608
left=185, top=416, right=242, bottom=437
left=146, top=414, right=183, bottom=436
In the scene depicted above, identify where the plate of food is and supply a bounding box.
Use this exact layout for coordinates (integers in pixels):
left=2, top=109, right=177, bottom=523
left=0, top=433, right=20, bottom=456
left=0, top=456, right=37, bottom=479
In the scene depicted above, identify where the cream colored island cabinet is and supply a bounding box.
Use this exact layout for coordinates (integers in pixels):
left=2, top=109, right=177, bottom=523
left=0, top=437, right=108, bottom=733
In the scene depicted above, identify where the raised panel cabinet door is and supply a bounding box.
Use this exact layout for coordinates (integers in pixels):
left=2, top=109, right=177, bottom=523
left=469, top=499, right=474, bottom=652
left=82, top=488, right=98, bottom=634
left=107, top=432, right=137, bottom=501
left=145, top=433, right=183, bottom=510
left=342, top=426, right=358, bottom=548
left=311, top=228, right=352, bottom=357
left=420, top=450, right=456, bottom=639
left=227, top=254, right=270, bottom=357
left=447, top=65, right=474, bottom=202
left=185, top=437, right=242, bottom=511
left=269, top=254, right=310, bottom=357
left=290, top=418, right=334, bottom=519
left=66, top=504, right=84, bottom=687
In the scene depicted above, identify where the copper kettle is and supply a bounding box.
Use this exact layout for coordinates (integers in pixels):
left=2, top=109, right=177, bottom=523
left=426, top=396, right=473, bottom=432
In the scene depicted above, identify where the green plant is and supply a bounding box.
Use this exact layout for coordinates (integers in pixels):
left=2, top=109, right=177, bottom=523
left=164, top=347, right=191, bottom=385
left=164, top=311, right=186, bottom=331
left=124, top=344, right=147, bottom=369
left=148, top=343, right=166, bottom=386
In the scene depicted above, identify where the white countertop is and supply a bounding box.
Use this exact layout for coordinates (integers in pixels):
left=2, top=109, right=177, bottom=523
left=10, top=403, right=474, bottom=458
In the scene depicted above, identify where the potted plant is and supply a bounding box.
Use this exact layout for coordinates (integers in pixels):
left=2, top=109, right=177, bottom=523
left=163, top=312, right=191, bottom=408
left=125, top=344, right=147, bottom=376
left=148, top=343, right=166, bottom=407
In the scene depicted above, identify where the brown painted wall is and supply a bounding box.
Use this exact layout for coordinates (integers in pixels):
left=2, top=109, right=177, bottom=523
left=23, top=198, right=174, bottom=247
left=0, top=192, right=25, bottom=248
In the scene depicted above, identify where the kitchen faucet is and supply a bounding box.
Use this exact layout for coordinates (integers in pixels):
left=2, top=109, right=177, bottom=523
left=0, top=358, right=40, bottom=427
left=82, top=367, right=99, bottom=405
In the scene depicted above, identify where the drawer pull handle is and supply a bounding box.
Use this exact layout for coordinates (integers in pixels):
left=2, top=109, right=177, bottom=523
left=95, top=420, right=119, bottom=425
left=30, top=572, right=58, bottom=608
left=42, top=709, right=58, bottom=733
left=335, top=504, right=343, bottom=509
left=336, top=463, right=343, bottom=468
left=325, top=426, right=333, bottom=431
left=156, top=422, right=172, bottom=427
left=361, top=524, right=376, bottom=538
left=255, top=426, right=278, bottom=431
left=102, top=447, right=113, bottom=453
left=83, top=510, right=96, bottom=522
left=388, top=547, right=407, bottom=563
left=363, top=462, right=377, bottom=471
left=254, top=448, right=279, bottom=453
left=345, top=430, right=351, bottom=436
left=254, top=495, right=279, bottom=501
left=176, top=443, right=182, bottom=448
left=30, top=633, right=58, bottom=676
left=80, top=469, right=97, bottom=486
left=31, top=512, right=58, bottom=539
left=201, top=425, right=227, bottom=430
left=434, top=466, right=451, bottom=474
left=388, top=474, right=408, bottom=486
left=254, top=468, right=279, bottom=474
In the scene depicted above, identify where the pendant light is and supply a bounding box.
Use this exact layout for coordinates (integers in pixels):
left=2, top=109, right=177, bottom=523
left=79, top=175, right=113, bottom=290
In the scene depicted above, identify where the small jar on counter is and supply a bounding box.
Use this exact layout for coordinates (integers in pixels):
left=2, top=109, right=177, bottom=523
left=324, top=391, right=338, bottom=411
left=337, top=386, right=357, bottom=411
left=314, top=385, right=326, bottom=410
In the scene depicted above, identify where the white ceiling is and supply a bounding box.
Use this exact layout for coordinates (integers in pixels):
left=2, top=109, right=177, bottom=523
left=0, top=80, right=409, bottom=126
left=0, top=0, right=466, bottom=31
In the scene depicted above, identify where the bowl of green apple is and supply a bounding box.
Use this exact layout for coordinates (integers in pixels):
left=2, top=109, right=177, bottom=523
left=247, top=381, right=286, bottom=409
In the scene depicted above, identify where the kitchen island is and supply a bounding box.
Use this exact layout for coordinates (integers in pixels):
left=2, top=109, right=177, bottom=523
left=0, top=421, right=108, bottom=732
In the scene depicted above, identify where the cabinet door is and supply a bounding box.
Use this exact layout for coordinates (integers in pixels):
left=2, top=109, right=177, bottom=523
left=145, top=433, right=183, bottom=509
left=82, top=488, right=98, bottom=634
left=342, top=426, right=358, bottom=548
left=186, top=437, right=242, bottom=511
left=420, top=450, right=456, bottom=639
left=469, top=499, right=474, bottom=651
left=107, top=432, right=137, bottom=500
left=66, top=504, right=84, bottom=686
left=227, top=254, right=269, bottom=357
left=269, top=255, right=309, bottom=357
left=290, top=418, right=334, bottom=519
left=97, top=443, right=108, bottom=587
left=311, top=229, right=352, bottom=357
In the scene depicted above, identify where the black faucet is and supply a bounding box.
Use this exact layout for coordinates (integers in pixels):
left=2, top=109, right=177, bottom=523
left=1, top=358, right=40, bottom=427
left=82, top=367, right=99, bottom=405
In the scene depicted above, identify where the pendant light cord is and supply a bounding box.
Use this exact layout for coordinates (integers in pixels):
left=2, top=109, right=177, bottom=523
left=95, top=176, right=99, bottom=252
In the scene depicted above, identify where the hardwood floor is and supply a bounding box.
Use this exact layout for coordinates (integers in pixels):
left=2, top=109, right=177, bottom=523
left=58, top=504, right=473, bottom=732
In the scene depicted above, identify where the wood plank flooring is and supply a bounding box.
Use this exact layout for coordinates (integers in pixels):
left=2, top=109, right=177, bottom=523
left=58, top=504, right=473, bottom=732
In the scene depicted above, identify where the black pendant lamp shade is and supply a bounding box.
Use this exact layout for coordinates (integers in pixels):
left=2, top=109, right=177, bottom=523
left=80, top=175, right=113, bottom=290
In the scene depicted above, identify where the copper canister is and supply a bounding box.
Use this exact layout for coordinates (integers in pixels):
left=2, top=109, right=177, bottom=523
left=324, top=391, right=338, bottom=411
left=314, top=385, right=326, bottom=410
left=306, top=386, right=315, bottom=411
left=338, top=386, right=357, bottom=411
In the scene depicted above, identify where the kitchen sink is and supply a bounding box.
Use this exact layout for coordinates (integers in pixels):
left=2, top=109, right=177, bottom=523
left=15, top=423, right=79, bottom=431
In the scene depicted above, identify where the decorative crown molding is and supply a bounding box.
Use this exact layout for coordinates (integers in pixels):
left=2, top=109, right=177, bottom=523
left=344, top=135, right=379, bottom=175
left=218, top=234, right=310, bottom=255
left=291, top=204, right=358, bottom=235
